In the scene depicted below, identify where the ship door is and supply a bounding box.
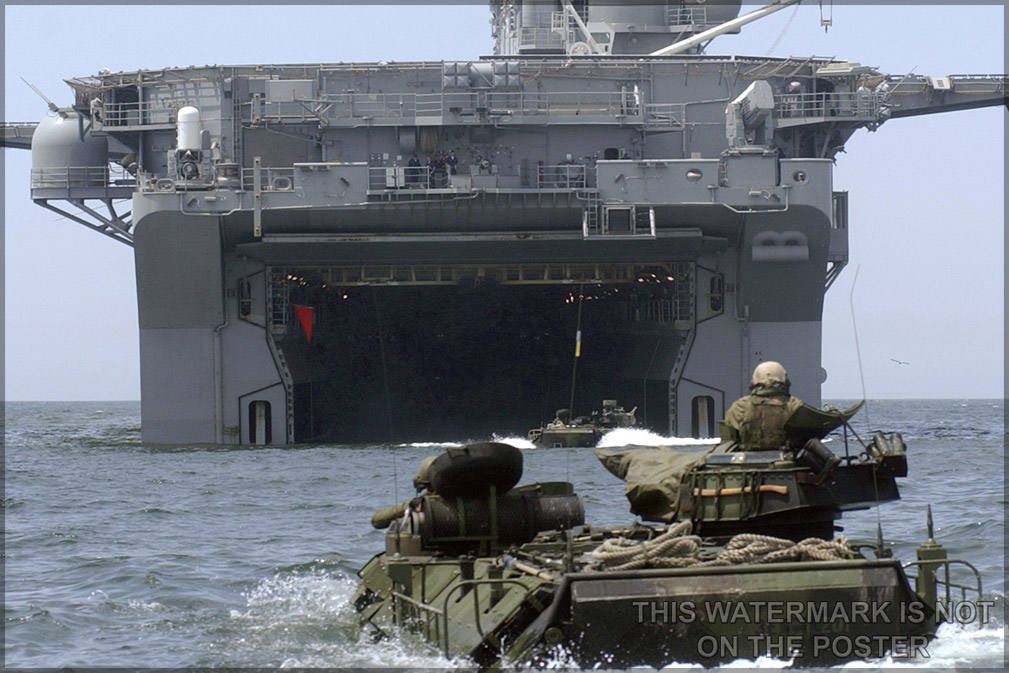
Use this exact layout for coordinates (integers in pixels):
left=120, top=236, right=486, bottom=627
left=249, top=400, right=272, bottom=445
left=691, top=395, right=715, bottom=438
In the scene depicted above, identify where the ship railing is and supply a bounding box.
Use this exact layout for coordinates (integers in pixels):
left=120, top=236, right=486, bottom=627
left=536, top=163, right=586, bottom=189
left=628, top=293, right=692, bottom=324
left=550, top=10, right=578, bottom=47
left=880, top=73, right=1007, bottom=94
left=367, top=164, right=590, bottom=192
left=774, top=91, right=883, bottom=120
left=1, top=121, right=38, bottom=128
left=261, top=95, right=383, bottom=121
left=518, top=26, right=564, bottom=50
left=644, top=102, right=688, bottom=128
left=2, top=121, right=38, bottom=136
left=667, top=5, right=708, bottom=26
left=324, top=92, right=419, bottom=119
left=369, top=166, right=435, bottom=190
left=102, top=100, right=179, bottom=127
left=945, top=74, right=1007, bottom=93
left=488, top=91, right=637, bottom=117
left=263, top=91, right=640, bottom=123
left=31, top=165, right=136, bottom=190
left=241, top=166, right=296, bottom=192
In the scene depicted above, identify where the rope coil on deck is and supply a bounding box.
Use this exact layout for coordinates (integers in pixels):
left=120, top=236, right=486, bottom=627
left=590, top=521, right=854, bottom=570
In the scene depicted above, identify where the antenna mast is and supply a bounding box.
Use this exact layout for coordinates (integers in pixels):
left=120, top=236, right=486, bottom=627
left=21, top=77, right=60, bottom=114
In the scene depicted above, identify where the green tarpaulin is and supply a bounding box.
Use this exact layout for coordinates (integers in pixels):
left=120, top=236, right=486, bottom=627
left=595, top=447, right=712, bottom=522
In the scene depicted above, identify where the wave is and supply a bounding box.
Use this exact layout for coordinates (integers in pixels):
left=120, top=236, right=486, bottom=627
left=224, top=566, right=459, bottom=667
left=597, top=427, right=721, bottom=448
left=397, top=441, right=463, bottom=449
left=490, top=434, right=538, bottom=450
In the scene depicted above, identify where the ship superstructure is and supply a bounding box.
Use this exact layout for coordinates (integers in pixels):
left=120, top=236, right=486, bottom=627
left=5, top=1, right=1005, bottom=444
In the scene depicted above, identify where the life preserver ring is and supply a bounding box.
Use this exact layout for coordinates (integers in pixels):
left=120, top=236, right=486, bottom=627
left=429, top=441, right=523, bottom=497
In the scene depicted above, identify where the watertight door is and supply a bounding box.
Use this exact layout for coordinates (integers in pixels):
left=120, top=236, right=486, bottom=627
left=249, top=400, right=271, bottom=444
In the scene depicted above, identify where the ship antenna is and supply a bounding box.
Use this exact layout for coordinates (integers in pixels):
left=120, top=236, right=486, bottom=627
left=567, top=284, right=585, bottom=422
left=871, top=454, right=890, bottom=557
left=21, top=77, right=61, bottom=114
left=566, top=284, right=585, bottom=483
left=849, top=265, right=871, bottom=432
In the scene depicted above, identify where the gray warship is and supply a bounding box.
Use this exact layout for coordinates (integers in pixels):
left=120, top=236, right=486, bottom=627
left=3, top=1, right=1005, bottom=445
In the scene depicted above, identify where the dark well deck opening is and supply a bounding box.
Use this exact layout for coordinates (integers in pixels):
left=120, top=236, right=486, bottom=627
left=271, top=274, right=688, bottom=442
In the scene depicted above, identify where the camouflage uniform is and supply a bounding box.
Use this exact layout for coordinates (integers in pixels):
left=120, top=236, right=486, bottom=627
left=722, top=383, right=805, bottom=450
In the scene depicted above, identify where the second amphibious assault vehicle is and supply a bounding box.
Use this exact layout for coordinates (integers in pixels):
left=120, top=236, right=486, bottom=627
left=355, top=406, right=982, bottom=667
left=527, top=399, right=638, bottom=447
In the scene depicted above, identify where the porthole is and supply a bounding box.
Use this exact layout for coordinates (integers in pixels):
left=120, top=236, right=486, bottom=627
left=792, top=170, right=808, bottom=184
left=686, top=169, right=703, bottom=182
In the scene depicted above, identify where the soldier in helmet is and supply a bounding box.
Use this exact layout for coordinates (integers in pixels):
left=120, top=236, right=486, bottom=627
left=721, top=361, right=805, bottom=451
left=370, top=455, right=437, bottom=529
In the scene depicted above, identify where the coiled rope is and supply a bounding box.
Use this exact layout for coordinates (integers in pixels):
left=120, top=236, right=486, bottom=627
left=590, top=521, right=854, bottom=570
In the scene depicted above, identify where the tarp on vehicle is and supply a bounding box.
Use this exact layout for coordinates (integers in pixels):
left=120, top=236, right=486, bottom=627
left=595, top=447, right=712, bottom=522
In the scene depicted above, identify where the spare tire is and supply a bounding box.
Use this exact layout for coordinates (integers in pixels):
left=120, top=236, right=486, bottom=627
left=429, top=442, right=523, bottom=497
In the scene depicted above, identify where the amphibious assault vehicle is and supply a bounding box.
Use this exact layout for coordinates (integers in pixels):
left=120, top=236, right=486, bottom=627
left=355, top=412, right=982, bottom=667
left=527, top=400, right=638, bottom=447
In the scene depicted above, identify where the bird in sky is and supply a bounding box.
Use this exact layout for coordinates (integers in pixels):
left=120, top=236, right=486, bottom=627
left=890, top=358, right=909, bottom=366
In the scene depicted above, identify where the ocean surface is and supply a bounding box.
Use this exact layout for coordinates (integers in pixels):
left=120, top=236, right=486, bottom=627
left=4, top=399, right=1004, bottom=668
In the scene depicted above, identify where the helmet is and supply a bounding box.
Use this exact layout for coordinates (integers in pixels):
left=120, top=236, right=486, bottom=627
left=413, top=455, right=437, bottom=491
left=750, top=361, right=789, bottom=388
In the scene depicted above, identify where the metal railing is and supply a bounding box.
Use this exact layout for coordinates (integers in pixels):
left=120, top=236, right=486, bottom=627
left=369, top=166, right=439, bottom=190
left=667, top=5, right=708, bottom=25
left=627, top=263, right=693, bottom=323
left=31, top=165, right=136, bottom=190
left=2, top=122, right=37, bottom=137
left=241, top=167, right=296, bottom=192
left=774, top=92, right=883, bottom=120
left=261, top=90, right=643, bottom=123
left=902, top=558, right=983, bottom=606
left=367, top=164, right=590, bottom=191
left=644, top=102, right=687, bottom=128
left=101, top=100, right=179, bottom=126
left=536, top=164, right=586, bottom=188
left=518, top=26, right=564, bottom=49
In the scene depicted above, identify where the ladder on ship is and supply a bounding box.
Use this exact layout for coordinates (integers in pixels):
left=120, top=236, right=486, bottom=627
left=581, top=193, right=601, bottom=237
left=267, top=267, right=296, bottom=442
left=666, top=262, right=697, bottom=435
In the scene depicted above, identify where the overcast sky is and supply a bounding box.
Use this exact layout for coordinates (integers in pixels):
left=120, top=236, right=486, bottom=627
left=3, top=3, right=1004, bottom=400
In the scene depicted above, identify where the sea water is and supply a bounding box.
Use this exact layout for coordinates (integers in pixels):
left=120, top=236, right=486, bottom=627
left=4, top=399, right=1004, bottom=667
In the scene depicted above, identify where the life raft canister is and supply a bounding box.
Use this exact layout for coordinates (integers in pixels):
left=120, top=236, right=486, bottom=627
left=429, top=441, right=523, bottom=497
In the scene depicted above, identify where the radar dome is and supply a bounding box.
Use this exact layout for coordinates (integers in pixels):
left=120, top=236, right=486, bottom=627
left=31, top=111, right=108, bottom=187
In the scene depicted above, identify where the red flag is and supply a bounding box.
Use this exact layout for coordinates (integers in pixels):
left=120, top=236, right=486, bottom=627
left=293, top=304, right=314, bottom=342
